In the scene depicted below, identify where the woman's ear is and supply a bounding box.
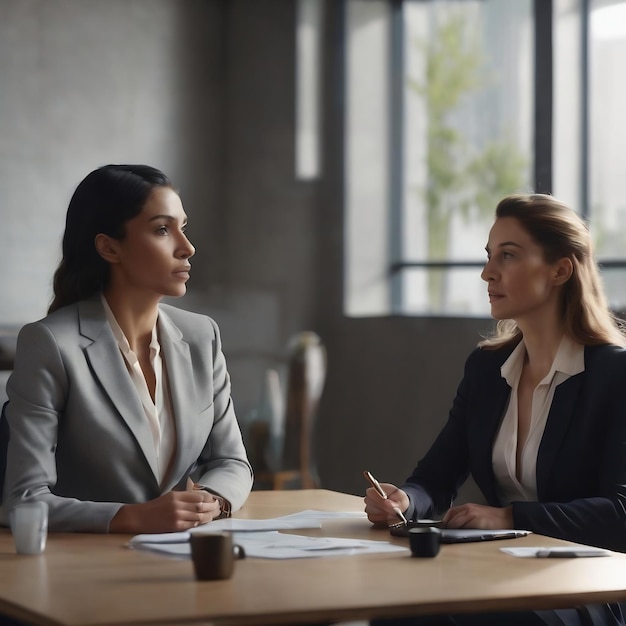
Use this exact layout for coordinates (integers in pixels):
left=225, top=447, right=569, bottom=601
left=553, top=257, right=573, bottom=286
left=94, top=234, right=120, bottom=264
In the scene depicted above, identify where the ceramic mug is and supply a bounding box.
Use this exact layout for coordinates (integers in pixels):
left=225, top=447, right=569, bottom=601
left=9, top=501, right=49, bottom=555
left=189, top=532, right=246, bottom=580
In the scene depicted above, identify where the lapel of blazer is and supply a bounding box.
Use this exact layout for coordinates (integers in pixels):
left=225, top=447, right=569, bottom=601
left=476, top=370, right=512, bottom=505
left=157, top=308, right=199, bottom=491
left=535, top=372, right=583, bottom=499
left=79, top=298, right=160, bottom=482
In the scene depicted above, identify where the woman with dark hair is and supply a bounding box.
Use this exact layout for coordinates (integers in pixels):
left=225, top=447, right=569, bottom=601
left=2, top=164, right=253, bottom=533
left=366, top=194, right=626, bottom=625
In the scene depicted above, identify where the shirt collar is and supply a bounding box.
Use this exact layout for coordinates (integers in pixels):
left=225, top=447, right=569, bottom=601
left=501, top=334, right=585, bottom=387
left=100, top=294, right=160, bottom=359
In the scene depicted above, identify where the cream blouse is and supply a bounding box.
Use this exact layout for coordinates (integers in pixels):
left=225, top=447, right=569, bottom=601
left=492, top=335, right=584, bottom=503
left=101, top=295, right=176, bottom=485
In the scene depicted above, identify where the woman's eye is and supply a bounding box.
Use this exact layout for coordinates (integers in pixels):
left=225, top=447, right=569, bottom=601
left=156, top=226, right=168, bottom=235
left=502, top=251, right=513, bottom=259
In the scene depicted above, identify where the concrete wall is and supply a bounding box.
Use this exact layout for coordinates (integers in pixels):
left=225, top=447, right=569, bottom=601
left=0, top=0, right=491, bottom=502
left=0, top=0, right=225, bottom=320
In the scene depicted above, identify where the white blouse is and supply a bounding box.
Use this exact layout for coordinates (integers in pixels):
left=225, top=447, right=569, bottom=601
left=492, top=335, right=584, bottom=503
left=101, top=295, right=176, bottom=485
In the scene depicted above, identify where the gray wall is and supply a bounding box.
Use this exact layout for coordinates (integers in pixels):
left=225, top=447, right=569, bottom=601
left=0, top=0, right=492, bottom=501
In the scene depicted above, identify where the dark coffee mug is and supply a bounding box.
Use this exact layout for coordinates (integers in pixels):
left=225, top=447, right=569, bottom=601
left=408, top=526, right=441, bottom=558
left=189, top=532, right=246, bottom=580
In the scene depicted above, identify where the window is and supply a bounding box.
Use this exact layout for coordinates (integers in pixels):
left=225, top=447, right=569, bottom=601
left=344, top=0, right=626, bottom=317
left=296, top=0, right=324, bottom=180
left=586, top=0, right=626, bottom=312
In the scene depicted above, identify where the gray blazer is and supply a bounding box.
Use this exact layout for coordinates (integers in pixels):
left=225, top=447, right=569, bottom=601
left=2, top=297, right=253, bottom=532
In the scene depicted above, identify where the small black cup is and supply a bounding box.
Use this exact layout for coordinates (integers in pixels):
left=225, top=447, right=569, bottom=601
left=408, top=526, right=441, bottom=558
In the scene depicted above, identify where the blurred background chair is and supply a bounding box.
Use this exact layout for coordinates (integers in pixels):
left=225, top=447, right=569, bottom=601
left=0, top=327, right=18, bottom=501
left=252, top=331, right=326, bottom=490
left=0, top=327, right=17, bottom=406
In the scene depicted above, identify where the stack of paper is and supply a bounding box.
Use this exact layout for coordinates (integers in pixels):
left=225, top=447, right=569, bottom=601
left=128, top=510, right=408, bottom=559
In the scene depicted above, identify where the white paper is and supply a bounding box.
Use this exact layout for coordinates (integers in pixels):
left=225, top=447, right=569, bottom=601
left=276, top=509, right=368, bottom=520
left=131, top=529, right=408, bottom=560
left=128, top=510, right=402, bottom=560
left=232, top=531, right=408, bottom=559
left=128, top=510, right=367, bottom=548
left=501, top=546, right=610, bottom=558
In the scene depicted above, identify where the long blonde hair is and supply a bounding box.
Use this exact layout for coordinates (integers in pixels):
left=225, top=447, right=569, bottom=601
left=479, top=193, right=626, bottom=350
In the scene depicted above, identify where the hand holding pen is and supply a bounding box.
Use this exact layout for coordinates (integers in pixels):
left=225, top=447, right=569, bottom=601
left=363, top=470, right=409, bottom=527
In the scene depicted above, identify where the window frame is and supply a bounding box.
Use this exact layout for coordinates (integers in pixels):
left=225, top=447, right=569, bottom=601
left=342, top=0, right=626, bottom=317
left=389, top=0, right=554, bottom=314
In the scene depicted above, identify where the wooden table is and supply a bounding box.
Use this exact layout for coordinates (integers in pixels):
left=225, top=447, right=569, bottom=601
left=2, top=489, right=626, bottom=625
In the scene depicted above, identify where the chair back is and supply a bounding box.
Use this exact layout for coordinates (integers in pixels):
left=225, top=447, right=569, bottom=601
left=252, top=331, right=326, bottom=490
left=0, top=401, right=8, bottom=501
left=281, top=332, right=326, bottom=487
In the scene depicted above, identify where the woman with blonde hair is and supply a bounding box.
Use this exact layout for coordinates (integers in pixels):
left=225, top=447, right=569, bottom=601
left=367, top=194, right=626, bottom=625
left=480, top=193, right=626, bottom=351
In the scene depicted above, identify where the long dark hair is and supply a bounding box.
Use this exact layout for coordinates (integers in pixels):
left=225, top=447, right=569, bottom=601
left=480, top=193, right=626, bottom=349
left=49, top=164, right=173, bottom=313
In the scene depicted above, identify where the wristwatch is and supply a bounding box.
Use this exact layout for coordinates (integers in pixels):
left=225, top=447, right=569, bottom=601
left=214, top=495, right=232, bottom=519
left=194, top=484, right=231, bottom=519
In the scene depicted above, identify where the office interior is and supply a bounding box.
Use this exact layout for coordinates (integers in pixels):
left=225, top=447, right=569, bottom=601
left=4, top=0, right=618, bottom=502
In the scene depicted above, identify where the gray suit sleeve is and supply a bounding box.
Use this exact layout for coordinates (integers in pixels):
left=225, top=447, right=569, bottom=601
left=191, top=318, right=253, bottom=511
left=3, top=322, right=122, bottom=532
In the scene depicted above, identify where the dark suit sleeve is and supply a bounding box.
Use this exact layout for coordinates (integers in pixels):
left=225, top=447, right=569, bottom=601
left=401, top=350, right=480, bottom=520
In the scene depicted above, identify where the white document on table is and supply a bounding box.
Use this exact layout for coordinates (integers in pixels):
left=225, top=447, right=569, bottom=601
left=129, top=510, right=368, bottom=546
left=128, top=510, right=331, bottom=546
left=128, top=509, right=402, bottom=559
left=130, top=529, right=408, bottom=559
left=501, top=546, right=610, bottom=558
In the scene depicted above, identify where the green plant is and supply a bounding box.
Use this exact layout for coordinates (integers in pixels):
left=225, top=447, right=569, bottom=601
left=409, top=13, right=527, bottom=310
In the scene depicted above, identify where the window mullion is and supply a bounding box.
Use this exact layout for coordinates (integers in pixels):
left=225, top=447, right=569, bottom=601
left=389, top=0, right=405, bottom=314
left=580, top=0, right=590, bottom=219
left=534, top=0, right=554, bottom=193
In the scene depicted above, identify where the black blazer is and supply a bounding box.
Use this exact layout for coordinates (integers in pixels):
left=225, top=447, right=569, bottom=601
left=402, top=343, right=626, bottom=552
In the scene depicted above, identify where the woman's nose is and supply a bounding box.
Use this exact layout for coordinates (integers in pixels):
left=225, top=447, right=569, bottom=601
left=481, top=260, right=493, bottom=283
left=178, top=235, right=195, bottom=259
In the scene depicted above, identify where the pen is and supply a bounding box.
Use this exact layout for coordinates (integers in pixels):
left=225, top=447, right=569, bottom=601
left=363, top=470, right=408, bottom=526
left=479, top=531, right=528, bottom=540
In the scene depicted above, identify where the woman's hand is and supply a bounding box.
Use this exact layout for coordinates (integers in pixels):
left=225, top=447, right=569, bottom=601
left=364, top=482, right=410, bottom=527
left=109, top=490, right=222, bottom=534
left=442, top=503, right=513, bottom=530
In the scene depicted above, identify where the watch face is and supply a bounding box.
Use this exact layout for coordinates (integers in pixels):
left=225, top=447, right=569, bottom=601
left=212, top=494, right=230, bottom=518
